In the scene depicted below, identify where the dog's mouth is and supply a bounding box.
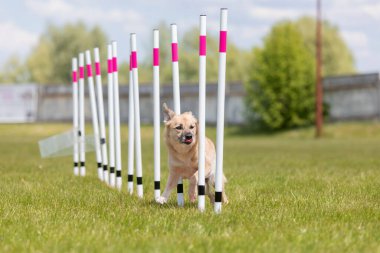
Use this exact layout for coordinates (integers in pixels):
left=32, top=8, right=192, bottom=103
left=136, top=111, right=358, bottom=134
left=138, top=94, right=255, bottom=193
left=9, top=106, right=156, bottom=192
left=181, top=134, right=193, bottom=145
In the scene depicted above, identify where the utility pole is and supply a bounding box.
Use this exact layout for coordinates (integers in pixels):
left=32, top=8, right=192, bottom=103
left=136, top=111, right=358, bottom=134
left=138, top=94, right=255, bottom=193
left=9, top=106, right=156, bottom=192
left=315, top=0, right=323, bottom=138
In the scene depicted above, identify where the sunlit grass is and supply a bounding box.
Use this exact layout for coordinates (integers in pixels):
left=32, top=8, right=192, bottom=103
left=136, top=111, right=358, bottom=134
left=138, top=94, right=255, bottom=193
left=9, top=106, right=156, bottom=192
left=0, top=122, right=379, bottom=252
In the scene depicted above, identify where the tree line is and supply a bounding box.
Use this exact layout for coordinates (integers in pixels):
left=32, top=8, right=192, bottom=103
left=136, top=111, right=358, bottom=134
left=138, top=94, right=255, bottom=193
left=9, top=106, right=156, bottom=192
left=0, top=17, right=356, bottom=130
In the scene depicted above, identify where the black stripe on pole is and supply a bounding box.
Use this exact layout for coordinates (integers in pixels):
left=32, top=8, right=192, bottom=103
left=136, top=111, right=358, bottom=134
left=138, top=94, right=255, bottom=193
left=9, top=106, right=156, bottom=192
left=97, top=162, right=102, bottom=168
left=110, top=167, right=115, bottom=173
left=80, top=161, right=85, bottom=167
left=215, top=191, right=222, bottom=202
left=103, top=165, right=107, bottom=171
left=128, top=174, right=133, bottom=182
left=116, top=171, right=121, bottom=177
left=154, top=181, right=160, bottom=190
left=177, top=183, right=183, bottom=193
left=100, top=138, right=106, bottom=144
left=74, top=162, right=78, bottom=167
left=78, top=131, right=81, bottom=136
left=137, top=177, right=143, bottom=185
left=198, top=185, right=205, bottom=195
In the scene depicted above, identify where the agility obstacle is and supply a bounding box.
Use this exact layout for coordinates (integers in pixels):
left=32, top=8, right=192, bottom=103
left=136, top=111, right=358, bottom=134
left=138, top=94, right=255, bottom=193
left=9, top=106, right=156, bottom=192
left=85, top=50, right=103, bottom=182
left=72, top=58, right=79, bottom=176
left=70, top=8, right=228, bottom=213
left=198, top=15, right=207, bottom=212
left=78, top=53, right=86, bottom=177
left=127, top=52, right=134, bottom=194
left=170, top=23, right=185, bottom=207
left=215, top=8, right=228, bottom=214
left=131, top=33, right=144, bottom=198
left=153, top=29, right=161, bottom=200
left=94, top=48, right=108, bottom=183
left=107, top=44, right=116, bottom=187
left=112, top=41, right=123, bottom=190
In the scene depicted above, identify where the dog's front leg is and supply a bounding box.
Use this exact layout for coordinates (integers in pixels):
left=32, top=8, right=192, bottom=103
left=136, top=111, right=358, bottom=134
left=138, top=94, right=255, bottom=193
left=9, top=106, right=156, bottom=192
left=156, top=170, right=181, bottom=204
left=188, top=172, right=198, bottom=203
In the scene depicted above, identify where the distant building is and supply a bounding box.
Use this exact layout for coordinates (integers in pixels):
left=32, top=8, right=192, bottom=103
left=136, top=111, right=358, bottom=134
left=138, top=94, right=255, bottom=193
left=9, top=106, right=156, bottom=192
left=1, top=73, right=380, bottom=124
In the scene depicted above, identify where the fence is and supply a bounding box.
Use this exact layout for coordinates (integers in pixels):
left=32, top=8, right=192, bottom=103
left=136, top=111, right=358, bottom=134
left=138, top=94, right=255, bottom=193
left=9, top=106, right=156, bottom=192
left=1, top=73, right=380, bottom=124
left=36, top=82, right=246, bottom=124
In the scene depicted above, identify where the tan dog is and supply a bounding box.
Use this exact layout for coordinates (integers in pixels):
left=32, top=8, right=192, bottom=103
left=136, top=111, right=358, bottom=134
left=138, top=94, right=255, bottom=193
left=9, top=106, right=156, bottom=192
left=155, top=103, right=228, bottom=205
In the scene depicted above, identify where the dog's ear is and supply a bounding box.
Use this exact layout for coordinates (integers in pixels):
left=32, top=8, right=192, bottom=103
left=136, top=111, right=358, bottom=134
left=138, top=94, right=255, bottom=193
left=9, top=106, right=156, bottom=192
left=163, top=103, right=175, bottom=123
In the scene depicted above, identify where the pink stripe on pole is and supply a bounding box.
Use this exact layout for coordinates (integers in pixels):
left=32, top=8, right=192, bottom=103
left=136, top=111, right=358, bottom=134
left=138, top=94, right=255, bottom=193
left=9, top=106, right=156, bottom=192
left=171, top=43, right=178, bottom=62
left=95, top=62, right=101, bottom=76
left=79, top=67, right=84, bottom=79
left=129, top=54, right=132, bottom=71
left=72, top=71, right=77, bottom=82
left=199, top=36, right=206, bottom=56
left=86, top=64, right=92, bottom=77
left=131, top=51, right=138, bottom=69
left=219, top=31, right=227, bottom=53
left=112, top=57, right=118, bottom=72
left=153, top=48, right=159, bottom=66
left=107, top=59, right=113, bottom=74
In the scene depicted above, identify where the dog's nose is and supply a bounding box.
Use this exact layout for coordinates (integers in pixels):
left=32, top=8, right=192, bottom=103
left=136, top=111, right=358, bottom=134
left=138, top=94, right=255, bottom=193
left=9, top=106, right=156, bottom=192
left=185, top=133, right=193, bottom=139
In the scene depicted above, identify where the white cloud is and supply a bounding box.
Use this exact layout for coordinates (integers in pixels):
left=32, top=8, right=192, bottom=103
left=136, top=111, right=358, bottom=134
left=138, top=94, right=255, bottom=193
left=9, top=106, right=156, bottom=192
left=341, top=31, right=369, bottom=49
left=249, top=6, right=311, bottom=21
left=25, top=0, right=144, bottom=25
left=0, top=22, right=38, bottom=54
left=362, top=2, right=380, bottom=20
left=341, top=30, right=370, bottom=59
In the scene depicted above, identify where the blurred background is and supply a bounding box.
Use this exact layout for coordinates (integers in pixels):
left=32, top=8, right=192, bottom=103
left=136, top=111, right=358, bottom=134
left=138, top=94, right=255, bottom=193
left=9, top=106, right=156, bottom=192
left=0, top=0, right=379, bottom=132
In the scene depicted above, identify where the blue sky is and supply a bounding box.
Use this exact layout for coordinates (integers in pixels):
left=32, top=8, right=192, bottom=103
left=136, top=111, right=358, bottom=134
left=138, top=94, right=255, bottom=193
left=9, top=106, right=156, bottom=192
left=0, top=0, right=379, bottom=73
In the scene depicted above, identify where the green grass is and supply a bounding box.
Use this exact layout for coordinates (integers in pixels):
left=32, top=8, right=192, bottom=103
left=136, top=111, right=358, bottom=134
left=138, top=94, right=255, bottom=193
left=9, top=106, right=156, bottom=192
left=0, top=122, right=379, bottom=252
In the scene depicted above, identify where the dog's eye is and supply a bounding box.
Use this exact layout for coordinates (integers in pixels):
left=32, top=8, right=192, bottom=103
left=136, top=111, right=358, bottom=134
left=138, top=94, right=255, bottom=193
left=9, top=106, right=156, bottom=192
left=190, top=125, right=195, bottom=129
left=175, top=125, right=183, bottom=130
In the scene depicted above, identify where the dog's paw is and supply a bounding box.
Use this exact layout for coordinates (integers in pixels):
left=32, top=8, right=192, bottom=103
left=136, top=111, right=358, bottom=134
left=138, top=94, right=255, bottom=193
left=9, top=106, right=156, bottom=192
left=155, top=196, right=167, bottom=204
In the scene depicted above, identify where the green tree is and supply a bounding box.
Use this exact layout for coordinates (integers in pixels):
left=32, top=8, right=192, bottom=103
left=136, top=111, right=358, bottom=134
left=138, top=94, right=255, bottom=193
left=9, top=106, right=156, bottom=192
left=179, top=27, right=250, bottom=84
left=0, top=55, right=29, bottom=84
left=246, top=22, right=315, bottom=130
left=141, top=23, right=249, bottom=85
left=27, top=22, right=108, bottom=84
left=295, top=16, right=355, bottom=76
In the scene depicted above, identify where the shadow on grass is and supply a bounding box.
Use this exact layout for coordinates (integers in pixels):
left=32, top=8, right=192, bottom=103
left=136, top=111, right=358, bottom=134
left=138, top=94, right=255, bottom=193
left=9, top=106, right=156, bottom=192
left=141, top=199, right=199, bottom=210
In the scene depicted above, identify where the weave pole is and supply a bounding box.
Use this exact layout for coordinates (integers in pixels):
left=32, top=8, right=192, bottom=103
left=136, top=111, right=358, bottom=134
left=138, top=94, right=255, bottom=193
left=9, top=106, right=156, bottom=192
left=85, top=50, right=103, bottom=181
left=112, top=41, right=122, bottom=190
left=215, top=8, right=228, bottom=214
left=153, top=29, right=161, bottom=200
left=72, top=57, right=79, bottom=176
left=107, top=44, right=116, bottom=187
left=131, top=33, right=143, bottom=198
left=198, top=15, right=207, bottom=212
left=127, top=52, right=134, bottom=194
left=78, top=53, right=86, bottom=176
left=94, top=48, right=108, bottom=183
left=170, top=24, right=184, bottom=207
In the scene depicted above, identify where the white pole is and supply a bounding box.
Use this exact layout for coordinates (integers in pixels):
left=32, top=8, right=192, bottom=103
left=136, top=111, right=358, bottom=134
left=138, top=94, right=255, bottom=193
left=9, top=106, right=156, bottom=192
left=153, top=29, right=161, bottom=200
left=94, top=47, right=108, bottom=183
left=131, top=33, right=143, bottom=198
left=112, top=41, right=122, bottom=191
left=171, top=24, right=184, bottom=207
left=198, top=15, right=207, bottom=212
left=85, top=50, right=103, bottom=181
left=72, top=57, right=79, bottom=176
left=78, top=53, right=86, bottom=177
left=127, top=52, right=134, bottom=194
left=107, top=44, right=116, bottom=187
left=215, top=8, right=228, bottom=214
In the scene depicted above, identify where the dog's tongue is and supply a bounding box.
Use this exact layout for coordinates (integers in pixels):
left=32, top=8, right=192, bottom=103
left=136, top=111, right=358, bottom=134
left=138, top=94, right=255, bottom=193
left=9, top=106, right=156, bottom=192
left=184, top=138, right=192, bottom=143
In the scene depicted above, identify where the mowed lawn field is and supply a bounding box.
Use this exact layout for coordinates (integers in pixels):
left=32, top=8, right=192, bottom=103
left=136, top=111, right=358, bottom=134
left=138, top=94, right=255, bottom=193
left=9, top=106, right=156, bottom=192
left=0, top=122, right=379, bottom=253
